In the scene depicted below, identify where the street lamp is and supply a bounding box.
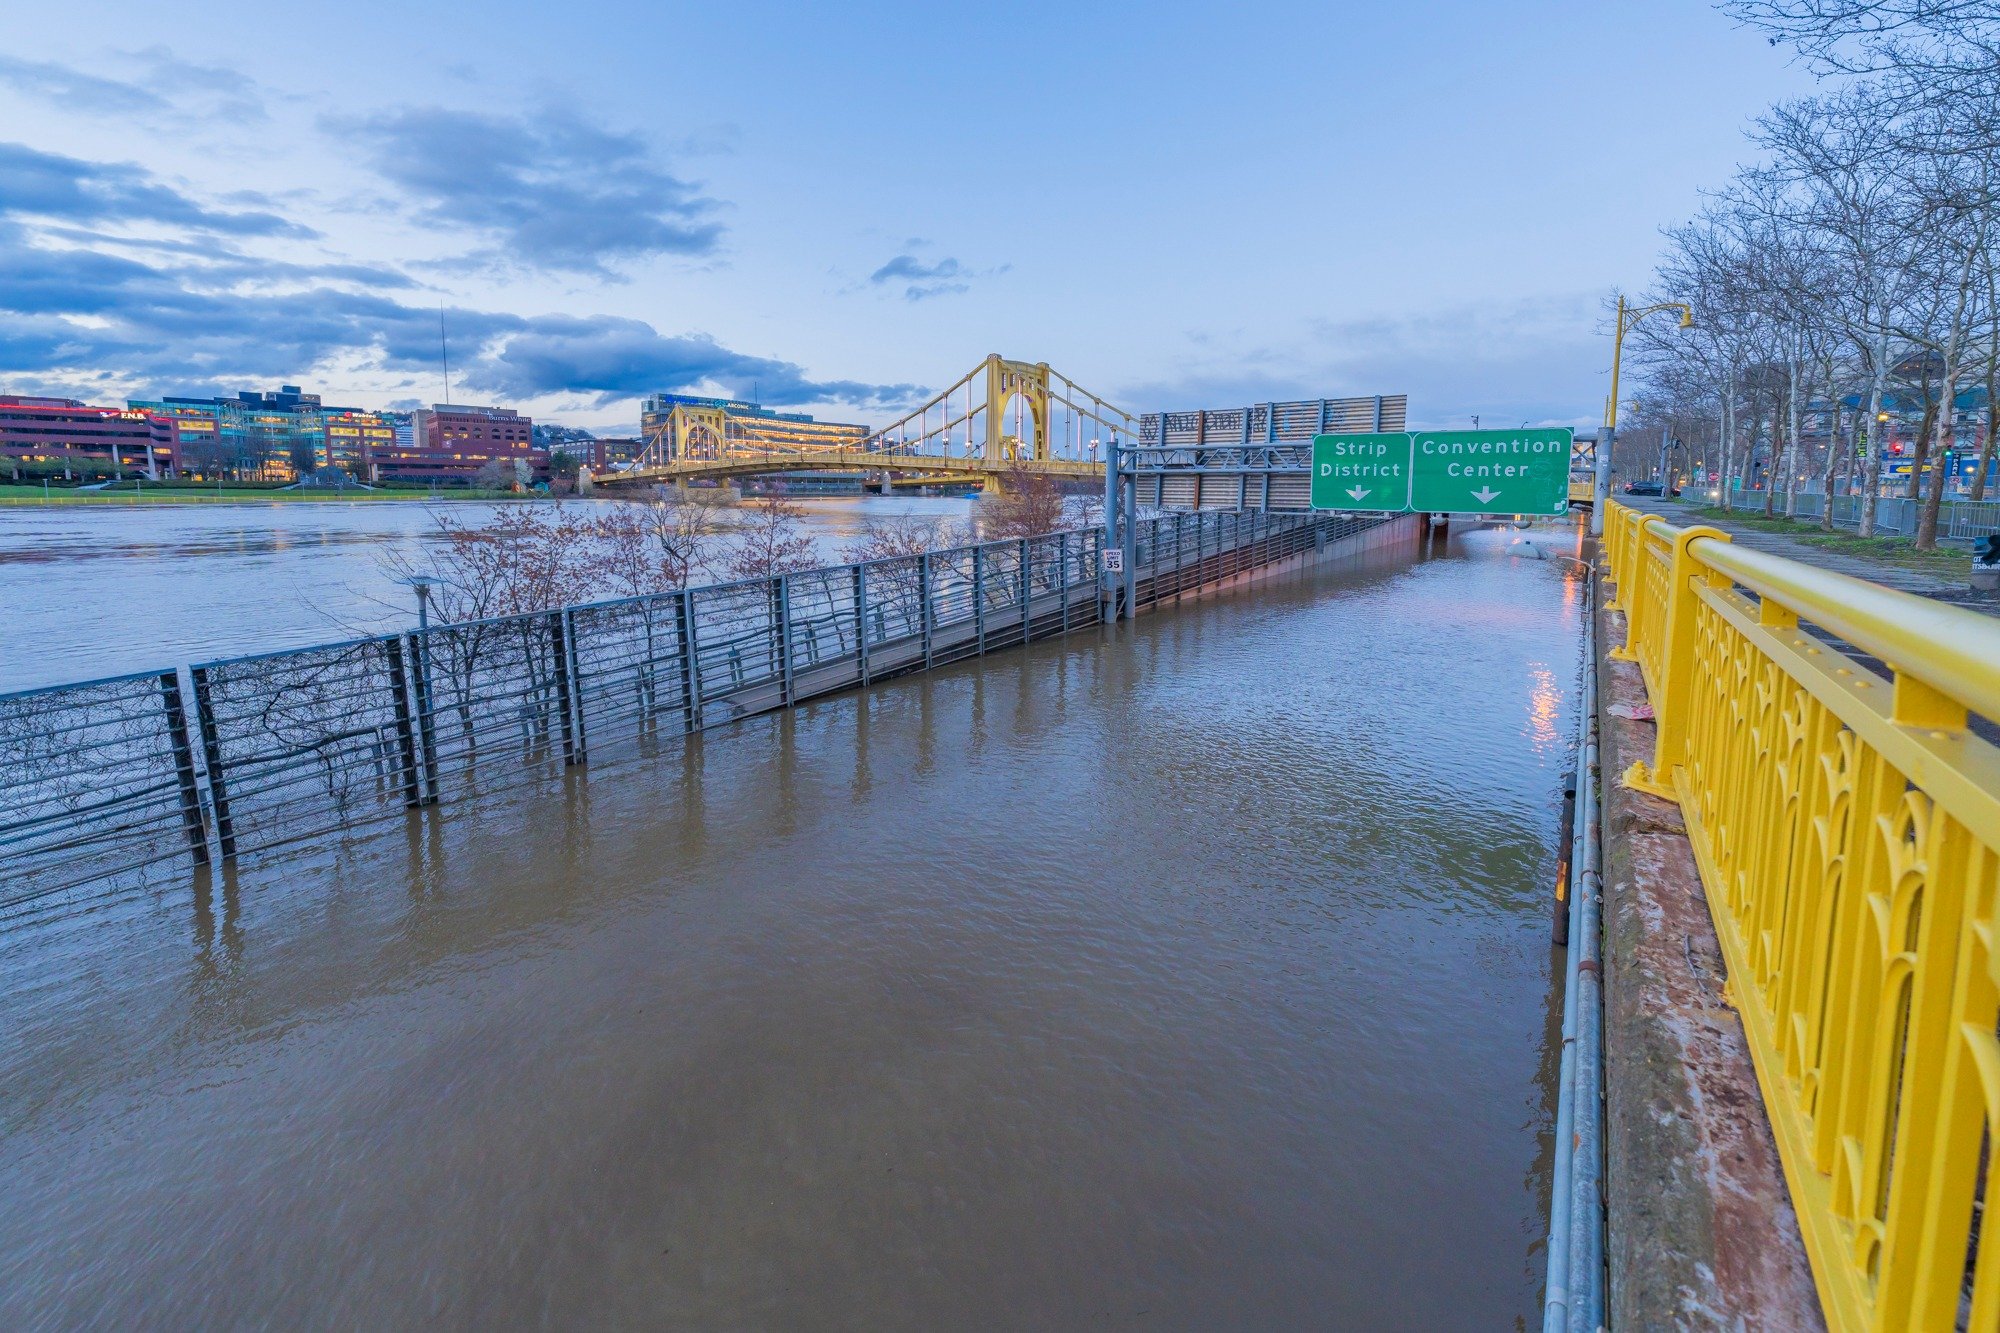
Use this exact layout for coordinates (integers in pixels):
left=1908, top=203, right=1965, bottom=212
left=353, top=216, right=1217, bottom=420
left=396, top=574, right=441, bottom=633
left=1596, top=295, right=1693, bottom=534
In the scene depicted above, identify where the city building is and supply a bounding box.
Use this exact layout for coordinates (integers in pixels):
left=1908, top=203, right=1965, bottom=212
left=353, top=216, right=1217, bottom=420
left=322, top=407, right=396, bottom=478
left=0, top=395, right=181, bottom=478
left=369, top=404, right=535, bottom=483
left=639, top=393, right=867, bottom=462
left=128, top=386, right=330, bottom=481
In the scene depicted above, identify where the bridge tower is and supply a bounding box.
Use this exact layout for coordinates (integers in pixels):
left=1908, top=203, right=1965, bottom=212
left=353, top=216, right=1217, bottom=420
left=982, top=355, right=1052, bottom=463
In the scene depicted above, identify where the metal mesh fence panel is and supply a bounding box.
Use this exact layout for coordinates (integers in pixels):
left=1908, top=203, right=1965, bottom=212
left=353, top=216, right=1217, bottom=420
left=0, top=669, right=206, bottom=906
left=194, top=636, right=418, bottom=859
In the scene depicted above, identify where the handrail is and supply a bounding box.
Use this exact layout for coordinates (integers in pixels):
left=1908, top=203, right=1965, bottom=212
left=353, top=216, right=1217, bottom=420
left=1600, top=498, right=2000, bottom=1332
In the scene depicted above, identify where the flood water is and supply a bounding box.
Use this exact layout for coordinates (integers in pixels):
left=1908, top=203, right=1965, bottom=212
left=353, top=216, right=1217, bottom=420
left=0, top=495, right=984, bottom=694
left=0, top=521, right=1581, bottom=1329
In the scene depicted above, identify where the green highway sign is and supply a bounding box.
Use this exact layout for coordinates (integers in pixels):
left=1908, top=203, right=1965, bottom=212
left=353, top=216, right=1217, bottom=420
left=1310, top=432, right=1412, bottom=511
left=1409, top=428, right=1573, bottom=516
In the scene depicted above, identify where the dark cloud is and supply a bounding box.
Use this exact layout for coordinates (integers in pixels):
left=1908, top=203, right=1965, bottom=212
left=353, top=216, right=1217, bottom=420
left=338, top=106, right=724, bottom=276
left=0, top=55, right=164, bottom=115
left=0, top=226, right=911, bottom=410
left=466, top=314, right=918, bottom=407
left=865, top=251, right=1006, bottom=301
left=0, top=142, right=311, bottom=237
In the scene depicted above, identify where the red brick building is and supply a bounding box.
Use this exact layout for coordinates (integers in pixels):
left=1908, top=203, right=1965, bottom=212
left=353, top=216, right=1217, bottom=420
left=370, top=405, right=535, bottom=483
left=0, top=396, right=181, bottom=478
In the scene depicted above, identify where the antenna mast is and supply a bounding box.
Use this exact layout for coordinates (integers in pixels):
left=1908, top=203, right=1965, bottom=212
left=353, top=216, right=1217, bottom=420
left=439, top=301, right=451, bottom=406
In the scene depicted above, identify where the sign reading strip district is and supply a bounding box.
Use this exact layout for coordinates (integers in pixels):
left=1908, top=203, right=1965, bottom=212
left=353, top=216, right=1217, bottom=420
left=1408, top=428, right=1572, bottom=516
left=1309, top=432, right=1412, bottom=512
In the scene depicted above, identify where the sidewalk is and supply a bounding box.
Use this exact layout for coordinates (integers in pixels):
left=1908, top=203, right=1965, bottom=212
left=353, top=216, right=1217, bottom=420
left=1619, top=494, right=1996, bottom=615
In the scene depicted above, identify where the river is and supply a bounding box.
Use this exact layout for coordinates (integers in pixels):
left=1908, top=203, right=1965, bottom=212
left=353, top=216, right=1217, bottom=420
left=0, top=495, right=986, bottom=694
left=0, top=516, right=1580, bottom=1328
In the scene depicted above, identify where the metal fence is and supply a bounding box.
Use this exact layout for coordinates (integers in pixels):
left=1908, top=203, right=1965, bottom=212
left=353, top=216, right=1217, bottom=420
left=2, top=512, right=1359, bottom=907
left=1602, top=501, right=2000, bottom=1330
left=1719, top=486, right=2000, bottom=541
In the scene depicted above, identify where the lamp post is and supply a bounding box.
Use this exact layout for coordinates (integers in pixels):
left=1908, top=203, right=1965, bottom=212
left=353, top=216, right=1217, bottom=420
left=1596, top=295, right=1693, bottom=533
left=398, top=574, right=440, bottom=633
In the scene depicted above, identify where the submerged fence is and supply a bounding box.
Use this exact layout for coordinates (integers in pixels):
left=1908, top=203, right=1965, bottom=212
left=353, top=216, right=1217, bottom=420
left=1601, top=499, right=2000, bottom=1332
left=3, top=511, right=1372, bottom=907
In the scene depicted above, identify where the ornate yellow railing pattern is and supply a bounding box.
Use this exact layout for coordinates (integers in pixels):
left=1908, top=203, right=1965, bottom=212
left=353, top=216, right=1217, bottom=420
left=1601, top=499, right=2000, bottom=1332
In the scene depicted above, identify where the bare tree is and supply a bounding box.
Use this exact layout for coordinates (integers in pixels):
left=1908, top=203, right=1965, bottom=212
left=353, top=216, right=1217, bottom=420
left=721, top=494, right=821, bottom=581
left=594, top=488, right=725, bottom=596
left=840, top=513, right=968, bottom=564
left=981, top=465, right=1068, bottom=538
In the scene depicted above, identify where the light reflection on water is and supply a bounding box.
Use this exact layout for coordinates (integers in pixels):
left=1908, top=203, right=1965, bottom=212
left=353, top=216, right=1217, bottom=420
left=0, top=521, right=1581, bottom=1329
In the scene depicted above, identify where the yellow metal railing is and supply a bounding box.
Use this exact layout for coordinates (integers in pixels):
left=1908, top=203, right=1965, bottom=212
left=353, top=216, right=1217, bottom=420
left=1601, top=498, right=2000, bottom=1332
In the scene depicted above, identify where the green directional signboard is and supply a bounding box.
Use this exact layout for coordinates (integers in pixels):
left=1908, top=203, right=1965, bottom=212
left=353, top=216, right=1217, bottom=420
left=1409, top=428, right=1573, bottom=516
left=1309, top=432, right=1412, bottom=511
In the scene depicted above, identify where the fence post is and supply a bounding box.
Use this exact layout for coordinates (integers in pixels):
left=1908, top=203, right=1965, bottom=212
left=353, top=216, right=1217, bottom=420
left=1627, top=525, right=1731, bottom=797
left=973, top=544, right=987, bottom=653
left=547, top=611, right=578, bottom=765
left=188, top=665, right=235, bottom=860
left=409, top=630, right=441, bottom=804
left=382, top=638, right=424, bottom=808
left=854, top=564, right=871, bottom=687
left=920, top=552, right=935, bottom=668
left=1606, top=513, right=1661, bottom=662
left=1060, top=531, right=1071, bottom=634
left=677, top=588, right=701, bottom=733
left=158, top=669, right=210, bottom=865
left=564, top=608, right=587, bottom=764
left=775, top=575, right=795, bottom=705
left=1019, top=537, right=1032, bottom=642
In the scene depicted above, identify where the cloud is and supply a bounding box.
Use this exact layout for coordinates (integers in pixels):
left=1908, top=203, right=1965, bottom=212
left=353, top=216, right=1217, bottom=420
left=338, top=106, right=724, bottom=276
left=0, top=141, right=311, bottom=237
left=464, top=315, right=918, bottom=407
left=0, top=238, right=911, bottom=411
left=869, top=253, right=970, bottom=301
left=0, top=55, right=165, bottom=115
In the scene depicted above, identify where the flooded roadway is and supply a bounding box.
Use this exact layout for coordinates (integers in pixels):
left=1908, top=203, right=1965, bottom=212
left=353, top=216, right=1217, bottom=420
left=0, top=523, right=1581, bottom=1329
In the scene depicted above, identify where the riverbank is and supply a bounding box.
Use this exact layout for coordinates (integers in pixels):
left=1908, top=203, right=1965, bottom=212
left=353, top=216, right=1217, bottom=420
left=0, top=484, right=531, bottom=506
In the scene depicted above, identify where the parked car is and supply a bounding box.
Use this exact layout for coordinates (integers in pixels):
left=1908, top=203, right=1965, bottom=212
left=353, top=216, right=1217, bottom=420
left=1623, top=480, right=1665, bottom=496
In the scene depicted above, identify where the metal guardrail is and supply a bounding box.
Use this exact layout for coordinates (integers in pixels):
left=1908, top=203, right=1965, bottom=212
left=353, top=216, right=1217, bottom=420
left=1712, top=487, right=2000, bottom=542
left=1601, top=499, right=2000, bottom=1332
left=2, top=512, right=1360, bottom=908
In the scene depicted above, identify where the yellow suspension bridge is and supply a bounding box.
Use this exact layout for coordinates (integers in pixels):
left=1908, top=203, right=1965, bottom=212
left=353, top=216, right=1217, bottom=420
left=592, top=355, right=1135, bottom=492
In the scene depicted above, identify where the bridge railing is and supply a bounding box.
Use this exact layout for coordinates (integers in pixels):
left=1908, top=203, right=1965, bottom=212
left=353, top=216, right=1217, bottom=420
left=1, top=510, right=1361, bottom=911
left=1600, top=498, right=2000, bottom=1332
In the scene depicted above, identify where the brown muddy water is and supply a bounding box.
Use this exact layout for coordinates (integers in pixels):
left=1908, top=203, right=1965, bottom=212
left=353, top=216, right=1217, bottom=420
left=0, top=523, right=1583, bottom=1329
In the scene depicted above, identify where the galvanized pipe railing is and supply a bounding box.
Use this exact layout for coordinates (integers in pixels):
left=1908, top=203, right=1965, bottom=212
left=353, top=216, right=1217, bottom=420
left=1544, top=569, right=1605, bottom=1333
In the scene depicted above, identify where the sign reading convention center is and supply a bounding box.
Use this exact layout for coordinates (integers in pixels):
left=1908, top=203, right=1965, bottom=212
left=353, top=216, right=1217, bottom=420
left=1309, top=432, right=1412, bottom=512
left=1408, top=428, right=1572, bottom=516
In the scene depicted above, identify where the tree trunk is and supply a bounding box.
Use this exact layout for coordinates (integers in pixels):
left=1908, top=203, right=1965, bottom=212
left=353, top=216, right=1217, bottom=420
left=1917, top=373, right=1955, bottom=550
left=1908, top=397, right=1937, bottom=501
left=1820, top=364, right=1840, bottom=532
left=1763, top=391, right=1780, bottom=518
left=1717, top=383, right=1733, bottom=512
left=1783, top=358, right=1803, bottom=519
left=1860, top=336, right=1887, bottom=538
left=1974, top=383, right=1997, bottom=502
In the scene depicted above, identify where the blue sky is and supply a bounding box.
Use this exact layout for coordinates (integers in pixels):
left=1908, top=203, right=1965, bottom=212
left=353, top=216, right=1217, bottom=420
left=0, top=1, right=1817, bottom=432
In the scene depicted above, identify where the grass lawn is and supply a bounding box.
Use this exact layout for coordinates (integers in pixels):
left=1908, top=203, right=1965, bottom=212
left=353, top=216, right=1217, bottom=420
left=1689, top=505, right=1974, bottom=580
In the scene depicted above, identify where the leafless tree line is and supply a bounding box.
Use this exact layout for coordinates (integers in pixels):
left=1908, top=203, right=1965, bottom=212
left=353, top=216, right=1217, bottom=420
left=1627, top=1, right=2000, bottom=546
left=379, top=464, right=1092, bottom=629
